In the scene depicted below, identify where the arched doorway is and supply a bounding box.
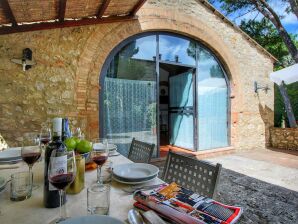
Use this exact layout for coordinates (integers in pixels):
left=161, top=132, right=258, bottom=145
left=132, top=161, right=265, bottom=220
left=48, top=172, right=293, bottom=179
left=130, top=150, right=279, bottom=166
left=99, top=32, right=230, bottom=157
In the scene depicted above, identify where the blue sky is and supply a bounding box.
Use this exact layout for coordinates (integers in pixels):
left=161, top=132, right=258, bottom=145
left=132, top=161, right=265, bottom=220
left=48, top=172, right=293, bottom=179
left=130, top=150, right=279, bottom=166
left=210, top=0, right=298, bottom=38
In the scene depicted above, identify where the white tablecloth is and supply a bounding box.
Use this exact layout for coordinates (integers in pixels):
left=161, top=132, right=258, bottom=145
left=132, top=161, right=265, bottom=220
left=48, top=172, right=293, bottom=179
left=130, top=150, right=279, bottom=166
left=0, top=154, right=162, bottom=223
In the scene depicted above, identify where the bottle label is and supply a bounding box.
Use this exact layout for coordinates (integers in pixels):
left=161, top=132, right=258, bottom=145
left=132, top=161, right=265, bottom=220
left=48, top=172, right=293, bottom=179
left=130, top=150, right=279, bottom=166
left=49, top=155, right=67, bottom=191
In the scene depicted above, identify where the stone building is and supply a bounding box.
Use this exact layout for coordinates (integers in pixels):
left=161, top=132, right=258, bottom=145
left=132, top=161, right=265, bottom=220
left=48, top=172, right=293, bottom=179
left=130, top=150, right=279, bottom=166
left=0, top=0, right=275, bottom=156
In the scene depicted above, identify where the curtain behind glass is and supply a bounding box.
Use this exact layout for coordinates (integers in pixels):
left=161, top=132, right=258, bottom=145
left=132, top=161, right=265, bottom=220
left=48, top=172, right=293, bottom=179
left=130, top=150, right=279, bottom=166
left=197, top=47, right=228, bottom=150
left=103, top=36, right=157, bottom=157
left=169, top=71, right=194, bottom=150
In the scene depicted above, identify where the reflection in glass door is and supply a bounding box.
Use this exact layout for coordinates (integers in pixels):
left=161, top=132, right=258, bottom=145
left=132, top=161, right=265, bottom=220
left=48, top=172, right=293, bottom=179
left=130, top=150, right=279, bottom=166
left=103, top=35, right=158, bottom=157
left=169, top=69, right=195, bottom=150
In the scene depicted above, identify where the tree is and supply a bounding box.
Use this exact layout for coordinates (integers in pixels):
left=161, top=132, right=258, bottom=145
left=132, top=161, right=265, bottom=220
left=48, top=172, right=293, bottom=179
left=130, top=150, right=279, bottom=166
left=210, top=0, right=298, bottom=62
left=286, top=0, right=298, bottom=19
left=239, top=18, right=298, bottom=126
left=239, top=18, right=296, bottom=67
left=210, top=0, right=298, bottom=127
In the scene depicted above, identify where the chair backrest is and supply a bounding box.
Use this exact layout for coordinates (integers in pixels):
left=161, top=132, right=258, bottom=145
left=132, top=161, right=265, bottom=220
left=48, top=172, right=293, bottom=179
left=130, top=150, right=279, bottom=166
left=162, top=150, right=222, bottom=198
left=128, top=138, right=155, bottom=163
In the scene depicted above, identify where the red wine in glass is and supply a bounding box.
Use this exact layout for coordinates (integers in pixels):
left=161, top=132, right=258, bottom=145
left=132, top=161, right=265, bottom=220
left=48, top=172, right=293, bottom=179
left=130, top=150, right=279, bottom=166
left=93, top=155, right=108, bottom=166
left=49, top=173, right=74, bottom=190
left=40, top=138, right=50, bottom=145
left=22, top=152, right=41, bottom=166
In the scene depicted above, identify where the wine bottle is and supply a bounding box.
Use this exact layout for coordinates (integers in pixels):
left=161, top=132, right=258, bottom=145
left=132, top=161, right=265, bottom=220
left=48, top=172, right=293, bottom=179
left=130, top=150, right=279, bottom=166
left=43, top=118, right=66, bottom=208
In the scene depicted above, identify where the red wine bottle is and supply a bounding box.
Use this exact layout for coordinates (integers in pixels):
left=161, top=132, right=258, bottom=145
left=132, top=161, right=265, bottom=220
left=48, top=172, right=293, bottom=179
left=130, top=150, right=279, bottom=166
left=43, top=118, right=66, bottom=208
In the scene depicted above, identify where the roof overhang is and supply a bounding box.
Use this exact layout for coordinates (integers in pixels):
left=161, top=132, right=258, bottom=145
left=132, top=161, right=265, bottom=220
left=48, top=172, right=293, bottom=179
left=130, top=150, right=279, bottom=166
left=270, top=63, right=298, bottom=85
left=0, top=0, right=146, bottom=35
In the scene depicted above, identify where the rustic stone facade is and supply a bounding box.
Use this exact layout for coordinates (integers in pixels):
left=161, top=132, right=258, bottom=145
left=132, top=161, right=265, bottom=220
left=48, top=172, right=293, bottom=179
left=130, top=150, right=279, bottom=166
left=270, top=127, right=298, bottom=151
left=0, top=0, right=274, bottom=150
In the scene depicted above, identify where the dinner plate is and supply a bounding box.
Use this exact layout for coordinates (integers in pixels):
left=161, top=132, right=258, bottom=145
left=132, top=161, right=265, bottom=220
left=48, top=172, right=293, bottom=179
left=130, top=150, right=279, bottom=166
left=93, top=143, right=117, bottom=151
left=0, top=148, right=21, bottom=161
left=113, top=163, right=159, bottom=180
left=59, top=215, right=124, bottom=224
left=113, top=172, right=158, bottom=183
left=113, top=174, right=157, bottom=185
left=109, top=150, right=120, bottom=157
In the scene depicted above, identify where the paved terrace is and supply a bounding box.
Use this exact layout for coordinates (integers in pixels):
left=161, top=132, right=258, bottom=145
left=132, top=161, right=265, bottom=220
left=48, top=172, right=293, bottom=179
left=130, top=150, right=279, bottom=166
left=152, top=149, right=298, bottom=223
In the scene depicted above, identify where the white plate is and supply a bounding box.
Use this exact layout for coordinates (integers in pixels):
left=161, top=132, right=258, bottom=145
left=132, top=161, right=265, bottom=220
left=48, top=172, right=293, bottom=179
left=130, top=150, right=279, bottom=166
left=93, top=143, right=117, bottom=151
left=113, top=163, right=159, bottom=180
left=109, top=150, right=120, bottom=157
left=0, top=148, right=21, bottom=161
left=60, top=216, right=124, bottom=224
left=113, top=174, right=157, bottom=185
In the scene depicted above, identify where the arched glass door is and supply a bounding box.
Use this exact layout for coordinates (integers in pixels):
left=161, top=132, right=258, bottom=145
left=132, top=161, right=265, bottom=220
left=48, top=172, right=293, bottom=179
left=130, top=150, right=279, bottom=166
left=100, top=32, right=229, bottom=157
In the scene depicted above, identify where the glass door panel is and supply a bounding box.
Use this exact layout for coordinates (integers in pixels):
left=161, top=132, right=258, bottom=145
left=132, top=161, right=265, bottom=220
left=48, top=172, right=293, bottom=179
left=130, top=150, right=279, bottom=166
left=169, top=70, right=195, bottom=150
left=103, top=35, right=158, bottom=157
left=197, top=46, right=228, bottom=150
left=170, top=113, right=194, bottom=149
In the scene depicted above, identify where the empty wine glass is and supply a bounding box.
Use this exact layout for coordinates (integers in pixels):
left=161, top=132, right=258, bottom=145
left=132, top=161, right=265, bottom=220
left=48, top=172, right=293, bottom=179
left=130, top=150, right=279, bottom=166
left=48, top=150, right=76, bottom=223
left=91, top=139, right=109, bottom=186
left=40, top=126, right=51, bottom=149
left=21, top=133, right=41, bottom=190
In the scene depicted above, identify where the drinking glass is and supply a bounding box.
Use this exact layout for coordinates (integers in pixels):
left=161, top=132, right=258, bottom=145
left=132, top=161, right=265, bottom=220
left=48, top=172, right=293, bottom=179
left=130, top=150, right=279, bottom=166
left=87, top=184, right=110, bottom=215
left=10, top=171, right=33, bottom=201
left=91, top=138, right=109, bottom=186
left=40, top=126, right=51, bottom=149
left=21, top=133, right=41, bottom=189
left=48, top=150, right=76, bottom=223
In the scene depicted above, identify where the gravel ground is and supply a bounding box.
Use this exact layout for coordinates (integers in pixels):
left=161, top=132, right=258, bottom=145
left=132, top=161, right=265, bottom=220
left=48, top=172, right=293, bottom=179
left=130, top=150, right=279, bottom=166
left=153, top=161, right=298, bottom=224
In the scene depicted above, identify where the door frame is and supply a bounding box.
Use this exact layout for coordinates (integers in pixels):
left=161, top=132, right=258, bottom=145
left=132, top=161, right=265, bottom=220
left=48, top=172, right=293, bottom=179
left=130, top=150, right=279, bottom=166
left=99, top=32, right=231, bottom=157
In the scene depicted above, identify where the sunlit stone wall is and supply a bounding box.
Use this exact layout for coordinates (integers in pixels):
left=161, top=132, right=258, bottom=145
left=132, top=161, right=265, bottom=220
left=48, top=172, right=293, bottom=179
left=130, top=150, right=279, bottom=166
left=270, top=127, right=298, bottom=151
left=0, top=0, right=274, bottom=151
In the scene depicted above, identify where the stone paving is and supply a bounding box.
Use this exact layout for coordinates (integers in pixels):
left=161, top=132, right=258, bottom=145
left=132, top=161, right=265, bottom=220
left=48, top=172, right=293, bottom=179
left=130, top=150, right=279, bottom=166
left=153, top=149, right=298, bottom=224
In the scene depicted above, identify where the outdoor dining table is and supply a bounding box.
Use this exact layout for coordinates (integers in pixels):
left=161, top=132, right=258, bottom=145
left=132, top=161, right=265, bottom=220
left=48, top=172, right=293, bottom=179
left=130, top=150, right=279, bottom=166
left=0, top=153, right=163, bottom=224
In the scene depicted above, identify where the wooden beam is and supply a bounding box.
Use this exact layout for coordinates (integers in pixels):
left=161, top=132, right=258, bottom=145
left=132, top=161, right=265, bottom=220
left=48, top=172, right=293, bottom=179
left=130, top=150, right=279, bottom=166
left=130, top=0, right=147, bottom=16
left=97, top=0, right=111, bottom=18
left=0, top=0, right=17, bottom=26
left=0, top=15, right=137, bottom=35
left=58, top=0, right=67, bottom=22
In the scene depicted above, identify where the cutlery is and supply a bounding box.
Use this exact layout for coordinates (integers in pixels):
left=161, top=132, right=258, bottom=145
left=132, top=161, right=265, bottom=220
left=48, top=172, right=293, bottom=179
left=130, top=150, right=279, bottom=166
left=128, top=209, right=145, bottom=224
left=0, top=179, right=11, bottom=192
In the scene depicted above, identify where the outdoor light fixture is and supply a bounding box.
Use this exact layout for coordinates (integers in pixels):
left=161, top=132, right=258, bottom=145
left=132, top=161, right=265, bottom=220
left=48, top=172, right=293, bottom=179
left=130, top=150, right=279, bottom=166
left=11, top=48, right=36, bottom=71
left=254, top=81, right=270, bottom=93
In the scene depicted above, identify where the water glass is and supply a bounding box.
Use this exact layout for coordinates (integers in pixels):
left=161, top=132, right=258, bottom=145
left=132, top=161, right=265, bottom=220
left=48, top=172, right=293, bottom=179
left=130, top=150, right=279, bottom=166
left=87, top=184, right=110, bottom=215
left=10, top=172, right=33, bottom=201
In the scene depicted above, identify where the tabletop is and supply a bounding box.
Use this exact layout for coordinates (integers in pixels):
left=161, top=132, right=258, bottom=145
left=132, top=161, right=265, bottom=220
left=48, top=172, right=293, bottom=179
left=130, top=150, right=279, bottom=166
left=0, top=153, right=163, bottom=224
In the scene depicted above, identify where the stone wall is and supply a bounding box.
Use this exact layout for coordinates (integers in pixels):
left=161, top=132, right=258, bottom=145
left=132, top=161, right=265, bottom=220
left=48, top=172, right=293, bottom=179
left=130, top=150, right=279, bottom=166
left=0, top=0, right=274, bottom=150
left=270, top=127, right=298, bottom=151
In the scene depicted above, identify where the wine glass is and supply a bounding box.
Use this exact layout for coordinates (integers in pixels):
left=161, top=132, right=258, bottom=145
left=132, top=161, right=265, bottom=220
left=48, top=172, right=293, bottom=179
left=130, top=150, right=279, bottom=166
left=91, top=139, right=109, bottom=186
left=21, top=133, right=42, bottom=189
left=40, top=126, right=51, bottom=149
left=48, top=150, right=76, bottom=223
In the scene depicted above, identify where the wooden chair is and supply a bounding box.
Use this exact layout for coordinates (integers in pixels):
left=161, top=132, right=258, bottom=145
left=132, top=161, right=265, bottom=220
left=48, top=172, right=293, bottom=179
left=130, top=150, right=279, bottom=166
left=162, top=150, right=222, bottom=198
left=128, top=138, right=155, bottom=163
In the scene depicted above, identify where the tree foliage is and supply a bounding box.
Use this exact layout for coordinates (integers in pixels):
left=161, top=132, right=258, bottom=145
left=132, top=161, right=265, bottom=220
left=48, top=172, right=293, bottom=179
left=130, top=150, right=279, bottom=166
left=239, top=18, right=296, bottom=68
left=209, top=0, right=298, bottom=127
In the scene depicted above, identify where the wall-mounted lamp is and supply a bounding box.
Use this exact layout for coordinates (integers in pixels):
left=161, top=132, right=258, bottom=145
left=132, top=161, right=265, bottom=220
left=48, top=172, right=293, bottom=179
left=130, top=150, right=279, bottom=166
left=254, top=81, right=270, bottom=93
left=11, top=48, right=36, bottom=71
